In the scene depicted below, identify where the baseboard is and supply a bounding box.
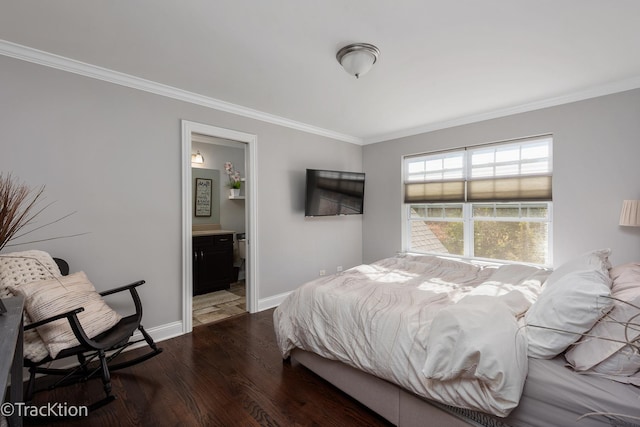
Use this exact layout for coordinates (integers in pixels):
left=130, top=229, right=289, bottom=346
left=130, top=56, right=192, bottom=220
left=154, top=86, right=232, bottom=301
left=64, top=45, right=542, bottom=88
left=129, top=320, right=183, bottom=350
left=257, top=291, right=291, bottom=311
left=136, top=300, right=282, bottom=348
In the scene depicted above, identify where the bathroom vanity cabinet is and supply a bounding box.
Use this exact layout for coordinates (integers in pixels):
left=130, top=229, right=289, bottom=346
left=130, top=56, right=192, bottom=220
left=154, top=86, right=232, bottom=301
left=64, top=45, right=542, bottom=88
left=193, top=233, right=234, bottom=295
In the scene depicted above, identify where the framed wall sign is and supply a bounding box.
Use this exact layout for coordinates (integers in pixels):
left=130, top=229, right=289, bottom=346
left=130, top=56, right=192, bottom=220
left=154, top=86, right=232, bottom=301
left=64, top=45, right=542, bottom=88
left=195, top=178, right=212, bottom=217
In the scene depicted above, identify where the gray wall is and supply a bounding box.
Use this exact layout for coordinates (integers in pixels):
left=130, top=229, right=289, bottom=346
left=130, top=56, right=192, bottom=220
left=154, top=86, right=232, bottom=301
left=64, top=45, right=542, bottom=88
left=192, top=140, right=245, bottom=234
left=0, top=55, right=363, bottom=329
left=363, top=89, right=640, bottom=267
left=4, top=49, right=639, bottom=335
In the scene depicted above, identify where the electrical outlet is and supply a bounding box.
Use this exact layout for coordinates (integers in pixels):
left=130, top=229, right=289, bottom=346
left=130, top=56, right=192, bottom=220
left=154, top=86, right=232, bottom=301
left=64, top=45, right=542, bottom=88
left=319, top=269, right=326, bottom=276
left=336, top=266, right=343, bottom=272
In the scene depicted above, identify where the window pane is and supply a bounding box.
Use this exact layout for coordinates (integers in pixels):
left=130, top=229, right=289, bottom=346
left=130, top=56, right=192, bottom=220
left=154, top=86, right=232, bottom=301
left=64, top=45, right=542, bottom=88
left=473, top=203, right=550, bottom=219
left=443, top=156, right=463, bottom=169
left=495, top=205, right=520, bottom=218
left=468, top=137, right=552, bottom=179
left=410, top=204, right=463, bottom=219
left=405, top=152, right=465, bottom=182
left=525, top=205, right=548, bottom=218
left=408, top=162, right=425, bottom=173
left=471, top=151, right=494, bottom=166
left=406, top=174, right=424, bottom=182
left=443, top=169, right=464, bottom=179
left=521, top=160, right=549, bottom=175
left=472, top=205, right=494, bottom=217
left=427, top=207, right=443, bottom=217
left=410, top=206, right=428, bottom=218
left=425, top=172, right=444, bottom=180
left=495, top=164, right=519, bottom=176
left=495, top=147, right=520, bottom=163
left=444, top=206, right=463, bottom=218
left=424, top=159, right=443, bottom=172
left=474, top=220, right=549, bottom=264
left=471, top=166, right=494, bottom=178
left=521, top=142, right=549, bottom=160
left=410, top=221, right=463, bottom=256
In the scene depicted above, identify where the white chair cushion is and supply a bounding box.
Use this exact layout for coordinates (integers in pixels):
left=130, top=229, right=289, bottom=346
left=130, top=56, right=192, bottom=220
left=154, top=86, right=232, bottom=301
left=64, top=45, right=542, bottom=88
left=8, top=271, right=121, bottom=358
left=0, top=250, right=60, bottom=362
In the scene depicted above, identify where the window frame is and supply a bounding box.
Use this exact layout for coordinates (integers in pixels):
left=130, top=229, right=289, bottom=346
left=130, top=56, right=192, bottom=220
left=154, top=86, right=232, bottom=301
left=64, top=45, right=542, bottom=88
left=402, top=136, right=553, bottom=266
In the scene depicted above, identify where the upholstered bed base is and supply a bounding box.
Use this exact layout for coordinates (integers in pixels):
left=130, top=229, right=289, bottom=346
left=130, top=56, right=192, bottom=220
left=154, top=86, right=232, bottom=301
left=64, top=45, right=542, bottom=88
left=290, top=349, right=504, bottom=427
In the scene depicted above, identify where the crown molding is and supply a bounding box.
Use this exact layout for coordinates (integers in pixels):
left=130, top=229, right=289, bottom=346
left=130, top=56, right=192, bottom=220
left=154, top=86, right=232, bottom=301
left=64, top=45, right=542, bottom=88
left=364, top=75, right=640, bottom=144
left=3, top=39, right=639, bottom=147
left=0, top=39, right=363, bottom=145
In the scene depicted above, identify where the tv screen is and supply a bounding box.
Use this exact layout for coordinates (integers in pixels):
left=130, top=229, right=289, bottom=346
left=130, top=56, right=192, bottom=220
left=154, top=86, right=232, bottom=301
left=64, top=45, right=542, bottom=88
left=305, top=169, right=365, bottom=217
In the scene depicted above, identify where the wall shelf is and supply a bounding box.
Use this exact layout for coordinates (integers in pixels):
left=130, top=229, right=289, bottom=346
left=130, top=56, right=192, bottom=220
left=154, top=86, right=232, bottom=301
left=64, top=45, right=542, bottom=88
left=229, top=196, right=245, bottom=200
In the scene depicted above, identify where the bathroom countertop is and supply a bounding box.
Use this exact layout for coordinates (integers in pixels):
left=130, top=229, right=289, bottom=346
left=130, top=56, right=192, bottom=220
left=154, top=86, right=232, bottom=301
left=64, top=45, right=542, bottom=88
left=192, top=229, right=235, bottom=237
left=192, top=224, right=235, bottom=237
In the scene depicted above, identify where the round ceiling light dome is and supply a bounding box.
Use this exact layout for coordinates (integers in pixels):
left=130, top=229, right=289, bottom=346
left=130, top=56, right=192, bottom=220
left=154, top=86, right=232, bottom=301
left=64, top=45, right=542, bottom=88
left=336, top=43, right=380, bottom=79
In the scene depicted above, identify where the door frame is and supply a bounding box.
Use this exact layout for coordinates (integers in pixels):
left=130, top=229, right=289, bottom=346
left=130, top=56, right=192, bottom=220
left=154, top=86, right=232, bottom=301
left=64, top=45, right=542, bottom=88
left=181, top=120, right=258, bottom=334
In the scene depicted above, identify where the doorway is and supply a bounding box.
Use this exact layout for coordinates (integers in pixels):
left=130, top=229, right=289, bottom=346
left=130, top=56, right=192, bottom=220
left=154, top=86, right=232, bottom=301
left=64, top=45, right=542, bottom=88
left=181, top=120, right=257, bottom=334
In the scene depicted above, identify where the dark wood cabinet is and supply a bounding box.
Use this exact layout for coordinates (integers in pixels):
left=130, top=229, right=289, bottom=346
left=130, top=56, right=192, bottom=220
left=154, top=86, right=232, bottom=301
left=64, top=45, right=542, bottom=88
left=193, top=233, right=234, bottom=295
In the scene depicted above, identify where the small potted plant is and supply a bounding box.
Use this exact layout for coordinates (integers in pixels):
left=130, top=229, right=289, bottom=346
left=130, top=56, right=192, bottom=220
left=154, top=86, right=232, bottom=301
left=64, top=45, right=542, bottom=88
left=224, top=162, right=242, bottom=197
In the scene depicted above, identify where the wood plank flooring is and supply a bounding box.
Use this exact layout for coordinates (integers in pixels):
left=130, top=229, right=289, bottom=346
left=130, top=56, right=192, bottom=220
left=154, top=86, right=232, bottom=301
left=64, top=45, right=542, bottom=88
left=22, top=309, right=392, bottom=427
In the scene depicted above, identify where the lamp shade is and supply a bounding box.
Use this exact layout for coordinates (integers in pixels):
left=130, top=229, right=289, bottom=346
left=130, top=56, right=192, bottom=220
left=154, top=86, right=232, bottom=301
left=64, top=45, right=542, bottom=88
left=619, top=200, right=640, bottom=226
left=336, top=43, right=380, bottom=79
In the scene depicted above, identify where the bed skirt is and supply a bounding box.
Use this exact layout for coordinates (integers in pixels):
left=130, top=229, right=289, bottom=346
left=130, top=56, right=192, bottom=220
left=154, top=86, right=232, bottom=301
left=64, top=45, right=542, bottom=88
left=290, top=348, right=509, bottom=427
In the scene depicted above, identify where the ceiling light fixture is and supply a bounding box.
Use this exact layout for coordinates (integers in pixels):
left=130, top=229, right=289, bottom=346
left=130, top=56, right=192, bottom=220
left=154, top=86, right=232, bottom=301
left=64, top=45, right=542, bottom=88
left=191, top=151, right=204, bottom=164
left=336, top=43, right=380, bottom=79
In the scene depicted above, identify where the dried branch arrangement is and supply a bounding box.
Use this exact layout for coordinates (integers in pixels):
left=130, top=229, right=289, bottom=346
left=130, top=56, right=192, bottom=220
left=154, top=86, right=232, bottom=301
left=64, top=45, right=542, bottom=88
left=593, top=296, right=640, bottom=352
left=0, top=172, right=46, bottom=252
left=0, top=173, right=83, bottom=252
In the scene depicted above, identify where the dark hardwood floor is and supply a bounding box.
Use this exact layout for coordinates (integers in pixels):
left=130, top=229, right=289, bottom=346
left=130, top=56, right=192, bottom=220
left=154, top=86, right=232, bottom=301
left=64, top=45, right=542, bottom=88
left=22, top=309, right=392, bottom=426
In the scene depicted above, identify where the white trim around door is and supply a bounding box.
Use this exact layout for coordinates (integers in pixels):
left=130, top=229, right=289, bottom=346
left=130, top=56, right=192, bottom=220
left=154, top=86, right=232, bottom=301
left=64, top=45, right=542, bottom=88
left=181, top=120, right=258, bottom=334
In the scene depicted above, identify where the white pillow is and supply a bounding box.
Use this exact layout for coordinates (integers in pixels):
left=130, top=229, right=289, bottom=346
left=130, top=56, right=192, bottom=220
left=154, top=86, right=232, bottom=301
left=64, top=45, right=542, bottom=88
left=565, top=261, right=640, bottom=377
left=544, top=248, right=611, bottom=288
left=0, top=250, right=61, bottom=298
left=525, top=268, right=613, bottom=358
left=565, top=294, right=640, bottom=371
left=609, top=262, right=640, bottom=301
left=0, top=249, right=61, bottom=363
left=592, top=345, right=640, bottom=376
left=8, top=271, right=121, bottom=359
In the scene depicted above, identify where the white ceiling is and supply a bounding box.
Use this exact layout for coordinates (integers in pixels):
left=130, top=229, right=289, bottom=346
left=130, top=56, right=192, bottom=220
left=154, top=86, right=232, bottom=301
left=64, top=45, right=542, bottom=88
left=1, top=1, right=640, bottom=144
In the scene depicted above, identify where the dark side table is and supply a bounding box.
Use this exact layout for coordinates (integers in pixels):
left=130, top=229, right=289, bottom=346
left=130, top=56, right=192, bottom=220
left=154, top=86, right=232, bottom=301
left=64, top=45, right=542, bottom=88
left=1, top=296, right=24, bottom=427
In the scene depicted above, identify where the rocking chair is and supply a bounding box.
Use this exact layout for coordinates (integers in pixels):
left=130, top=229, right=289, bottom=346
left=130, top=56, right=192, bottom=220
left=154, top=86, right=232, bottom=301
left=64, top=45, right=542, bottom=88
left=21, top=258, right=163, bottom=411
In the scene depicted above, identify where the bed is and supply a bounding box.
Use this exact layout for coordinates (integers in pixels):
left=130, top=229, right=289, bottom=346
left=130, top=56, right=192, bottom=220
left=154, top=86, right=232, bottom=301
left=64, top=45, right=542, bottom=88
left=273, top=251, right=640, bottom=427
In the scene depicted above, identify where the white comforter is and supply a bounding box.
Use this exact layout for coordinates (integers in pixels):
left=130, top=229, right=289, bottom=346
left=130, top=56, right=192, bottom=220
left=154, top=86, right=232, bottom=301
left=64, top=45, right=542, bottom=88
left=273, top=254, right=550, bottom=417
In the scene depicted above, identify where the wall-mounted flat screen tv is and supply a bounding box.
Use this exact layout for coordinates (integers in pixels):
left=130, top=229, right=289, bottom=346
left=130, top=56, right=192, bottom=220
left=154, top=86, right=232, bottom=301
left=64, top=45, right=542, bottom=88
left=305, top=169, right=365, bottom=217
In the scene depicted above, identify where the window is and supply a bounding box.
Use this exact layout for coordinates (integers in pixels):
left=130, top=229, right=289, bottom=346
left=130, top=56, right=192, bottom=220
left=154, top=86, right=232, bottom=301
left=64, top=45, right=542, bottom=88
left=404, top=136, right=552, bottom=265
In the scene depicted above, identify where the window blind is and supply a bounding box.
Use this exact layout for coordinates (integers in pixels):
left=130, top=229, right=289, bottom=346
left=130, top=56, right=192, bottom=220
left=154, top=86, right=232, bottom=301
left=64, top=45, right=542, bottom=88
left=404, top=136, right=552, bottom=203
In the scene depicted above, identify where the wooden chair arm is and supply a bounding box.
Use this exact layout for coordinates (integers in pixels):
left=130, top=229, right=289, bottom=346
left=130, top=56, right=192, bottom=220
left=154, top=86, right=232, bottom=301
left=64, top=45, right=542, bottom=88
left=25, top=279, right=147, bottom=351
left=99, top=280, right=145, bottom=324
left=99, top=280, right=146, bottom=297
left=24, top=307, right=85, bottom=330
left=26, top=305, right=116, bottom=351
